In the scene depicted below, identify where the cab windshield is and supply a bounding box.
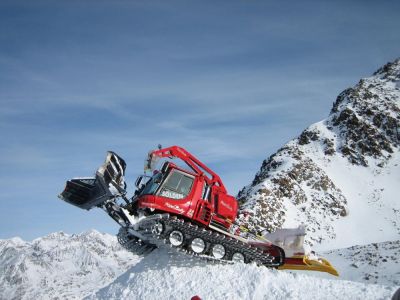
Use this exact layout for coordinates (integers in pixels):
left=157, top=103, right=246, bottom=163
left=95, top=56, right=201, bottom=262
left=138, top=172, right=163, bottom=196
left=138, top=169, right=194, bottom=200
left=159, top=170, right=194, bottom=200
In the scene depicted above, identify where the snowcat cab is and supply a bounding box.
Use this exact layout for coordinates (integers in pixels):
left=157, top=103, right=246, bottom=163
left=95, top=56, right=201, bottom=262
left=133, top=152, right=238, bottom=231
left=59, top=146, right=338, bottom=276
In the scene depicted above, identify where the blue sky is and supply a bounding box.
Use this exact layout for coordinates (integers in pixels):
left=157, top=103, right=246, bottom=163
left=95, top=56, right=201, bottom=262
left=0, top=0, right=399, bottom=240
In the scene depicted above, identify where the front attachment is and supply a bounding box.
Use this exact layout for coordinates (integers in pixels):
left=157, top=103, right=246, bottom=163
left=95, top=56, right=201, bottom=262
left=58, top=151, right=127, bottom=210
left=264, top=226, right=338, bottom=276
left=279, top=255, right=339, bottom=276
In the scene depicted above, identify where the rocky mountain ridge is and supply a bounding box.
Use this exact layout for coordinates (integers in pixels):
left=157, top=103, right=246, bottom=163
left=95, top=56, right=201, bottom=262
left=237, top=58, right=400, bottom=248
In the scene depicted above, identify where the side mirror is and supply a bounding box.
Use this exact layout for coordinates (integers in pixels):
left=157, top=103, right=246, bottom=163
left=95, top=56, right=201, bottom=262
left=154, top=174, right=162, bottom=184
left=161, top=161, right=169, bottom=174
left=135, top=176, right=144, bottom=188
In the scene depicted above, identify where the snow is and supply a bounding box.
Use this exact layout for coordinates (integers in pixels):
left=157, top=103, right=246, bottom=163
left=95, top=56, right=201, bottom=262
left=0, top=230, right=138, bottom=300
left=319, top=154, right=399, bottom=250
left=322, top=240, right=400, bottom=286
left=1, top=231, right=399, bottom=300
left=87, top=249, right=397, bottom=300
left=299, top=124, right=400, bottom=251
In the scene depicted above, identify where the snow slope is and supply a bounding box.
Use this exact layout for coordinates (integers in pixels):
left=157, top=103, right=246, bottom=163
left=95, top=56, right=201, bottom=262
left=88, top=249, right=397, bottom=300
left=1, top=232, right=398, bottom=300
left=238, top=58, right=400, bottom=250
left=322, top=240, right=400, bottom=287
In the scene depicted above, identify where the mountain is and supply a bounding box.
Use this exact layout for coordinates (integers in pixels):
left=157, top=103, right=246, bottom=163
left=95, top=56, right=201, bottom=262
left=0, top=230, right=137, bottom=300
left=237, top=58, right=400, bottom=250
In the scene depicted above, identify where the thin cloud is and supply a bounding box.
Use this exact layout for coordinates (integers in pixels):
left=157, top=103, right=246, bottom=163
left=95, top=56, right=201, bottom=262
left=0, top=0, right=399, bottom=240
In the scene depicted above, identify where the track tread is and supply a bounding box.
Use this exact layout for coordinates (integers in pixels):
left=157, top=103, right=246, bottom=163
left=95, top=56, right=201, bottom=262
left=160, top=217, right=281, bottom=267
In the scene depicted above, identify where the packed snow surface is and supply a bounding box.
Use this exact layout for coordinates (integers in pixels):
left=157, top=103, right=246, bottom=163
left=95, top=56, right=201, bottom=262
left=88, top=249, right=397, bottom=300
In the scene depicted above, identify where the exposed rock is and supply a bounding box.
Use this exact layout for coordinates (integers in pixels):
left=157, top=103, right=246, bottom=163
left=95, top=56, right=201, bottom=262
left=238, top=58, right=400, bottom=246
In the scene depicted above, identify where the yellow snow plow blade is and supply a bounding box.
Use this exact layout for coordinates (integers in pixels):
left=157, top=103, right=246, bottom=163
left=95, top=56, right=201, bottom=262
left=279, top=255, right=339, bottom=276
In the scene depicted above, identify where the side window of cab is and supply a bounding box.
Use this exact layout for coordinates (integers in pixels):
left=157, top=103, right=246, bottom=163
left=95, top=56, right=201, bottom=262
left=159, top=170, right=194, bottom=200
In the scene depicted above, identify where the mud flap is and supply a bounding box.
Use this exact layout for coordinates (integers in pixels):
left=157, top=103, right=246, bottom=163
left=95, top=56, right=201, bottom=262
left=58, top=151, right=127, bottom=210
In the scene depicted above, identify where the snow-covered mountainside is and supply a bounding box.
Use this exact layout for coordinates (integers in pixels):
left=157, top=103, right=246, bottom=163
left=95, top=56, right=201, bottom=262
left=238, top=58, right=400, bottom=249
left=322, top=240, right=400, bottom=287
left=0, top=230, right=137, bottom=300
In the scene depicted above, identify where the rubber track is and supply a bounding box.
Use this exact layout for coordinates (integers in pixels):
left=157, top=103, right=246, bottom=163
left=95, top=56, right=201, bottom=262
left=119, top=214, right=282, bottom=267
left=117, top=227, right=156, bottom=255
left=159, top=216, right=281, bottom=267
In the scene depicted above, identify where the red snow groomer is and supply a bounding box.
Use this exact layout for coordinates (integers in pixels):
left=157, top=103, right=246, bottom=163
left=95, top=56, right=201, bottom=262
left=59, top=146, right=338, bottom=275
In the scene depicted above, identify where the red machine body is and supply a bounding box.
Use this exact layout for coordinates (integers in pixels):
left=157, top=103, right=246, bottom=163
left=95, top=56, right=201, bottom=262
left=135, top=146, right=238, bottom=230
